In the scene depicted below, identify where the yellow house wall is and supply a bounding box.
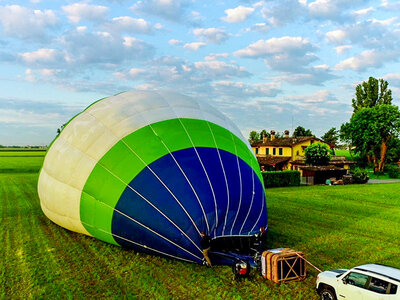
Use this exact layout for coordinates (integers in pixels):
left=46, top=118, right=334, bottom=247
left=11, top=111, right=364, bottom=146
left=252, top=146, right=291, bottom=156
left=291, top=140, right=313, bottom=159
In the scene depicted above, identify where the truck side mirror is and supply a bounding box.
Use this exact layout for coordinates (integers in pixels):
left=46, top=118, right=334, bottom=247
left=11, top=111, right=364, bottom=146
left=342, top=278, right=348, bottom=285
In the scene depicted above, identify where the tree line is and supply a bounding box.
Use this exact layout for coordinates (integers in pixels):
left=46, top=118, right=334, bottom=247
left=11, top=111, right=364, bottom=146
left=249, top=77, right=400, bottom=172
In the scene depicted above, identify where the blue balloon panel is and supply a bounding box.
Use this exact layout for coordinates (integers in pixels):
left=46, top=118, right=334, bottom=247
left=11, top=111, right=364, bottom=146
left=112, top=147, right=267, bottom=263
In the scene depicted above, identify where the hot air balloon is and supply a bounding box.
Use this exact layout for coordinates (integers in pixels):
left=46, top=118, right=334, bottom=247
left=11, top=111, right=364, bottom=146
left=38, top=91, right=267, bottom=264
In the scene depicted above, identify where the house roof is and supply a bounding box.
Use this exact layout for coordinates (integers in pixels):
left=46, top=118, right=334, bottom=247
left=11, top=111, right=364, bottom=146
left=291, top=156, right=356, bottom=166
left=299, top=165, right=346, bottom=171
left=256, top=155, right=291, bottom=166
left=251, top=136, right=334, bottom=148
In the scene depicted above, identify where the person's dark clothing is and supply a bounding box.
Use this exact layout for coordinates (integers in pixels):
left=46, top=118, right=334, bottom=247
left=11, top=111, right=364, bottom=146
left=200, top=235, right=211, bottom=249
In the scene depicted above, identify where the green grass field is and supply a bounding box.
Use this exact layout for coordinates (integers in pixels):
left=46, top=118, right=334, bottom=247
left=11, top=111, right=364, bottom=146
left=334, top=149, right=355, bottom=161
left=0, top=150, right=45, bottom=173
left=1, top=154, right=399, bottom=299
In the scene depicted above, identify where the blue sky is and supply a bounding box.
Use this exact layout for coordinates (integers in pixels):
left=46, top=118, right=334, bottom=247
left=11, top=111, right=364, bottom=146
left=1, top=0, right=400, bottom=146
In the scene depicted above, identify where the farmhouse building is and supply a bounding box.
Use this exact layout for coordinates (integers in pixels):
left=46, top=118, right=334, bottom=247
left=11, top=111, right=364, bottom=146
left=251, top=130, right=355, bottom=176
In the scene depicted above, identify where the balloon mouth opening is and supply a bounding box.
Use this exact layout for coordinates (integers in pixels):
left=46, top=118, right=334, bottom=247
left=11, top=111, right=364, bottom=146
left=210, top=235, right=259, bottom=254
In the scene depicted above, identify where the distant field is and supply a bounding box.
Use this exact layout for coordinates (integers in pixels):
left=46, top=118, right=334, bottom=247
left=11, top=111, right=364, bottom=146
left=1, top=155, right=399, bottom=299
left=0, top=152, right=45, bottom=173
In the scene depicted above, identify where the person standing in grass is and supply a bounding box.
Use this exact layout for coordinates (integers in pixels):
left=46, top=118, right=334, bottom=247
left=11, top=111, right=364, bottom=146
left=200, top=232, right=212, bottom=267
left=256, top=226, right=267, bottom=254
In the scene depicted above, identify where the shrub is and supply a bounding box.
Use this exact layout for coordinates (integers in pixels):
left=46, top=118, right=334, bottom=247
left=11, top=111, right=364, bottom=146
left=304, top=142, right=332, bottom=166
left=351, top=167, right=369, bottom=184
left=386, top=165, right=400, bottom=178
left=261, top=170, right=300, bottom=188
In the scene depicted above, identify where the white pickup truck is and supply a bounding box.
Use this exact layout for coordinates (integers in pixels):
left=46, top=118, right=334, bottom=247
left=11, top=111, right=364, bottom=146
left=316, top=264, right=400, bottom=300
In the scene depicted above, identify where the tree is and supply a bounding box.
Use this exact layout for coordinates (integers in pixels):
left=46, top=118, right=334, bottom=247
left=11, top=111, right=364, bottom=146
left=321, top=127, right=339, bottom=145
left=352, top=77, right=392, bottom=113
left=249, top=131, right=260, bottom=144
left=259, top=129, right=270, bottom=139
left=56, top=123, right=66, bottom=135
left=341, top=105, right=400, bottom=172
left=304, top=142, right=332, bottom=166
left=293, top=126, right=313, bottom=137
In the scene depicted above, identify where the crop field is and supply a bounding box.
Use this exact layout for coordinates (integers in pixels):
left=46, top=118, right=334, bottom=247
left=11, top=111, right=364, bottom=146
left=0, top=149, right=45, bottom=173
left=1, top=153, right=400, bottom=299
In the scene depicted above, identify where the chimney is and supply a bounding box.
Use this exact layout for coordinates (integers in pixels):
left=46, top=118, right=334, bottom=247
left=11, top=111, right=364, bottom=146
left=284, top=130, right=289, bottom=138
left=262, top=133, right=267, bottom=144
left=270, top=130, right=276, bottom=141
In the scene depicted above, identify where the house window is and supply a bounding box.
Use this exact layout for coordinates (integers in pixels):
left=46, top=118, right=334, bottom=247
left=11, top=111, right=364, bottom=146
left=279, top=148, right=283, bottom=155
left=255, top=148, right=259, bottom=154
left=266, top=148, right=269, bottom=155
left=273, top=148, right=276, bottom=155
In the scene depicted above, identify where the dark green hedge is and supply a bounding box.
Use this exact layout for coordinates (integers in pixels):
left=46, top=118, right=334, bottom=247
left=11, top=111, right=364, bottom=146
left=261, top=170, right=301, bottom=188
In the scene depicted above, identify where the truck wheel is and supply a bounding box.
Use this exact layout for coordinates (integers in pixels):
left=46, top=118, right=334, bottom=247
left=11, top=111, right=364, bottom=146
left=320, top=287, right=336, bottom=300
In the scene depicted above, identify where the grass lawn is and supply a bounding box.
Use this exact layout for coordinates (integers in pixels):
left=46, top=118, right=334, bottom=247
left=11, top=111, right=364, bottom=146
left=0, top=151, right=45, bottom=173
left=1, top=154, right=400, bottom=299
left=333, top=149, right=354, bottom=161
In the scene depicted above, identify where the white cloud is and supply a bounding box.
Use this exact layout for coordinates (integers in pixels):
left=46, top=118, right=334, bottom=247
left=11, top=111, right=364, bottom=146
left=129, top=68, right=146, bottom=76
left=308, top=0, right=365, bottom=21
left=205, top=53, right=229, bottom=61
left=325, top=18, right=400, bottom=49
left=262, top=0, right=304, bottom=27
left=0, top=108, right=62, bottom=126
left=62, top=3, right=108, bottom=24
left=381, top=0, right=400, bottom=11
left=234, top=37, right=317, bottom=72
left=0, top=5, right=58, bottom=41
left=194, top=60, right=250, bottom=78
left=335, top=45, right=352, bottom=54
left=244, top=23, right=270, bottom=33
left=222, top=5, right=254, bottom=23
left=352, top=7, right=374, bottom=17
left=183, top=42, right=206, bottom=51
left=192, top=28, right=228, bottom=44
left=108, top=16, right=154, bottom=34
left=370, top=17, right=397, bottom=26
left=235, top=37, right=314, bottom=58
left=131, top=0, right=187, bottom=22
left=211, top=81, right=281, bottom=98
left=383, top=73, right=400, bottom=87
left=326, top=29, right=347, bottom=44
left=276, top=65, right=337, bottom=85
left=335, top=49, right=398, bottom=71
left=59, top=30, right=155, bottom=65
left=169, top=39, right=182, bottom=45
left=20, top=48, right=62, bottom=64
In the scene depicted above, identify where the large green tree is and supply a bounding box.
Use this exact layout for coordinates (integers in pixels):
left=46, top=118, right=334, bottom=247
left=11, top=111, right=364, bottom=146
left=293, top=126, right=313, bottom=137
left=304, top=142, right=332, bottom=166
left=341, top=105, right=400, bottom=172
left=352, top=77, right=392, bottom=113
left=321, top=127, right=338, bottom=145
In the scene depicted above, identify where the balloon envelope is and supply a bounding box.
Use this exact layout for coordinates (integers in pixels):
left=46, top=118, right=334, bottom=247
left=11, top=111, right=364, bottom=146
left=38, top=91, right=267, bottom=263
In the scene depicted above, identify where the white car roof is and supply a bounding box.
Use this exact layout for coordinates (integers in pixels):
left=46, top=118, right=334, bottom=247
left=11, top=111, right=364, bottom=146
left=354, top=264, right=400, bottom=282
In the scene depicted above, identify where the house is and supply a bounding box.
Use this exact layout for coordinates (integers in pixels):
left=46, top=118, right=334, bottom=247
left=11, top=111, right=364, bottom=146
left=251, top=130, right=355, bottom=176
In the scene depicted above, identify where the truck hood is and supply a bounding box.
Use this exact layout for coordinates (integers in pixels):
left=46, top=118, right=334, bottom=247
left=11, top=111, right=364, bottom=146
left=319, top=269, right=348, bottom=279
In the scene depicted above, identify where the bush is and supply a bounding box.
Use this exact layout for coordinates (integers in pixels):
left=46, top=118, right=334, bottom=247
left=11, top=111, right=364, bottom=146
left=351, top=167, right=369, bottom=184
left=386, top=165, right=400, bottom=178
left=304, top=142, right=332, bottom=166
left=262, top=171, right=300, bottom=188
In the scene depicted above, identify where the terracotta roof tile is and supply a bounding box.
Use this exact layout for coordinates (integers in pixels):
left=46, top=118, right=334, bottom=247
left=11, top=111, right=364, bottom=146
left=256, top=155, right=291, bottom=166
left=251, top=136, right=333, bottom=147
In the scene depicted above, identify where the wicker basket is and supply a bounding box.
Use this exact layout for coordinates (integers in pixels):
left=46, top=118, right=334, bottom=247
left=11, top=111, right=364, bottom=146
left=261, top=248, right=306, bottom=283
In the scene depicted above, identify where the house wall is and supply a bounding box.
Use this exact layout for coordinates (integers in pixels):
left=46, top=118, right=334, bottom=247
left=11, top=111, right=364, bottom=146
left=253, top=146, right=291, bottom=156
left=291, top=140, right=313, bottom=159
